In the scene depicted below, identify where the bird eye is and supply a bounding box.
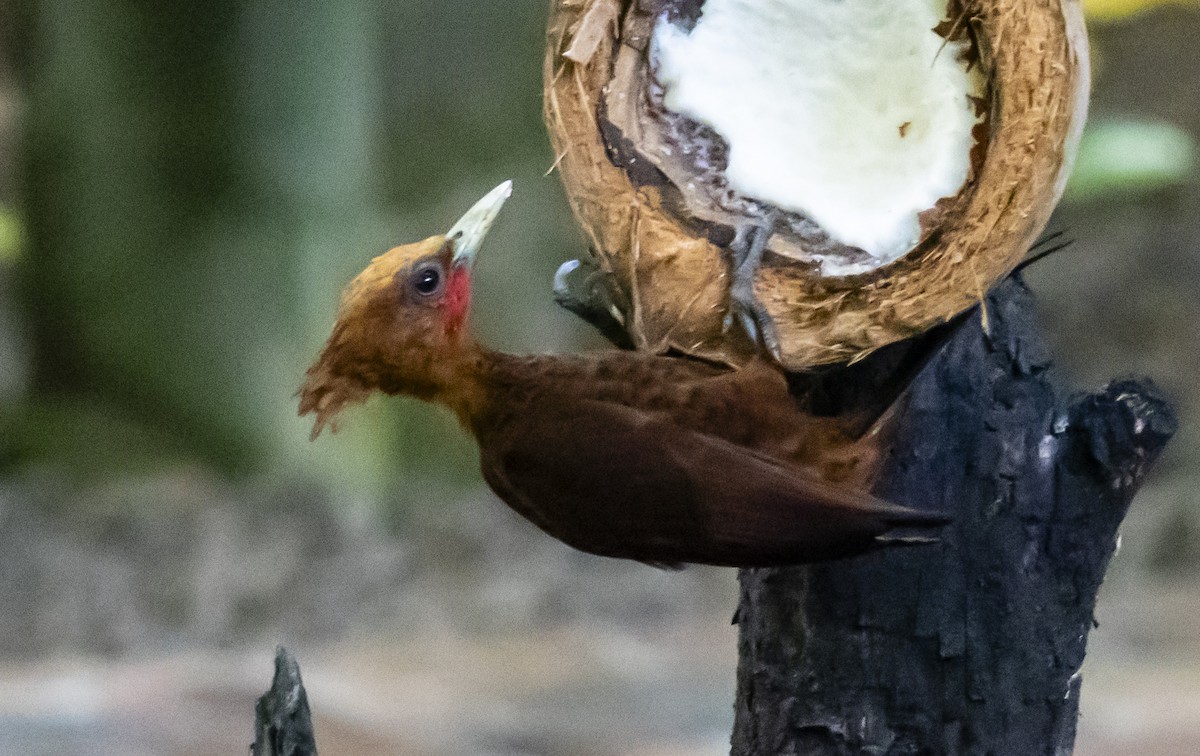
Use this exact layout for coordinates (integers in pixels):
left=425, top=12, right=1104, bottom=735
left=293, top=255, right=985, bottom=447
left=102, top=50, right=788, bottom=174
left=412, top=265, right=442, bottom=297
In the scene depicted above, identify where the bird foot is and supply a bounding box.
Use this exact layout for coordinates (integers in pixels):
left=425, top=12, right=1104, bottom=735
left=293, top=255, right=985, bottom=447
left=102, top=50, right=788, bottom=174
left=554, top=258, right=636, bottom=349
left=725, top=214, right=783, bottom=361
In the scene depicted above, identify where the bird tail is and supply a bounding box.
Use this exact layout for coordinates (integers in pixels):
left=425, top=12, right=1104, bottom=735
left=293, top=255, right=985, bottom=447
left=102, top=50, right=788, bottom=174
left=873, top=506, right=951, bottom=548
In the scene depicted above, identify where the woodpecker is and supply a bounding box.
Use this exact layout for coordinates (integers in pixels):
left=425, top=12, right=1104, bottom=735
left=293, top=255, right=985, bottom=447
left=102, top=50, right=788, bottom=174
left=299, top=182, right=947, bottom=567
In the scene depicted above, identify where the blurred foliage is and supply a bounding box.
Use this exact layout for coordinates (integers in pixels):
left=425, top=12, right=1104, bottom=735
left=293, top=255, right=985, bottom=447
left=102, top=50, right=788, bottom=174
left=0, top=205, right=18, bottom=260
left=1065, top=118, right=1197, bottom=201
left=4, top=1, right=591, bottom=503
left=1085, top=0, right=1200, bottom=21
left=0, top=395, right=193, bottom=482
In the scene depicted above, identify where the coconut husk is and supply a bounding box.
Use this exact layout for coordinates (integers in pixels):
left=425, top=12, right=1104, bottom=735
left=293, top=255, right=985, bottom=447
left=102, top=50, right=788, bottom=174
left=544, top=0, right=1089, bottom=368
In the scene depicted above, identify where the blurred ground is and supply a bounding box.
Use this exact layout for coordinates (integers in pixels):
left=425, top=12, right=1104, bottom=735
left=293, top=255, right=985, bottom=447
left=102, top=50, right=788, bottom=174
left=0, top=627, right=737, bottom=756
left=1, top=477, right=1199, bottom=755
left=0, top=478, right=739, bottom=755
left=2, top=622, right=1199, bottom=756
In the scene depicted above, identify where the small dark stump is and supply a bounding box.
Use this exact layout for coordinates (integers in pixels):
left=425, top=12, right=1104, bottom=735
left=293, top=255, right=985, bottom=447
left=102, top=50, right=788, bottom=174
left=252, top=647, right=318, bottom=756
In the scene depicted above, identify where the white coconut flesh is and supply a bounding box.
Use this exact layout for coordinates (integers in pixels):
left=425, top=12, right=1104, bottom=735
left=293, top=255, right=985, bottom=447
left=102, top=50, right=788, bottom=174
left=649, top=0, right=985, bottom=275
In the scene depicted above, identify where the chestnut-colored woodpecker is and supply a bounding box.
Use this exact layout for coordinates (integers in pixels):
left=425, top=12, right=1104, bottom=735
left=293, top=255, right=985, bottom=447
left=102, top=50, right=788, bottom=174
left=299, top=182, right=948, bottom=567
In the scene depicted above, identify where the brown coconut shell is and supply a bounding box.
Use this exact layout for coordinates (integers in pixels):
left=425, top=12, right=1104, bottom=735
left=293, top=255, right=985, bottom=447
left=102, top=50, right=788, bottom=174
left=543, top=0, right=1090, bottom=369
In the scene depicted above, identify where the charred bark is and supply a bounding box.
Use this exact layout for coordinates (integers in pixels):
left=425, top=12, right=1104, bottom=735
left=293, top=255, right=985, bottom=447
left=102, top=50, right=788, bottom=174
left=731, top=279, right=1175, bottom=755
left=252, top=647, right=318, bottom=756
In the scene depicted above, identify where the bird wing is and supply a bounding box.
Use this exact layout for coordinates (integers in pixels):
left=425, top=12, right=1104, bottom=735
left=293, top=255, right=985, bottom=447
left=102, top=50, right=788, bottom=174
left=478, top=398, right=944, bottom=568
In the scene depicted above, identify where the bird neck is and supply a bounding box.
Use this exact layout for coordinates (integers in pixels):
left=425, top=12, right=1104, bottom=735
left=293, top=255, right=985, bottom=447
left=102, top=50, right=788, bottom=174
left=387, top=336, right=493, bottom=428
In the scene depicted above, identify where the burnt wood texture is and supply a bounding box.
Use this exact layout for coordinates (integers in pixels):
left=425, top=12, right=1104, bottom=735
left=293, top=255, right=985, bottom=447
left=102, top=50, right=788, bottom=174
left=252, top=647, right=318, bottom=756
left=731, top=279, right=1175, bottom=755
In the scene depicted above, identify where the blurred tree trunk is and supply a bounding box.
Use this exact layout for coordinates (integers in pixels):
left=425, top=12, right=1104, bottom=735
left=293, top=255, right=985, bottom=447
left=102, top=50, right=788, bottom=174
left=19, top=0, right=381, bottom=473
left=731, top=280, right=1174, bottom=754
left=0, top=2, right=26, bottom=407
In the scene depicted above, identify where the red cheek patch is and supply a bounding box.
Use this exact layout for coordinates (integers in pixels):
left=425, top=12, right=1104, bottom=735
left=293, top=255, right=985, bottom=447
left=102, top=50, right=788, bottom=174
left=444, top=266, right=472, bottom=334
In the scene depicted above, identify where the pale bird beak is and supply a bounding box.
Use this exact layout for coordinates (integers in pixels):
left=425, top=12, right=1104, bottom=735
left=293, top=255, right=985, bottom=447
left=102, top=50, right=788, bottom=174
left=447, top=180, right=512, bottom=270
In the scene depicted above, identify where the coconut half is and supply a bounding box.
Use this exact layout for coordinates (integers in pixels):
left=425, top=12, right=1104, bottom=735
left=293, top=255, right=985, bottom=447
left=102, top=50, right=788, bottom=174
left=545, top=0, right=1089, bottom=368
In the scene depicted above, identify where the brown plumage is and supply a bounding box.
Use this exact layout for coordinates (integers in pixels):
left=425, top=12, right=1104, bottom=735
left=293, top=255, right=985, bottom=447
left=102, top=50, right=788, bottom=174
left=299, top=183, right=947, bottom=567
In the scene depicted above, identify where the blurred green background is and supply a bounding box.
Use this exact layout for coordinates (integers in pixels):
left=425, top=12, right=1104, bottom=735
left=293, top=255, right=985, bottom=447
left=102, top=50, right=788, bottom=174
left=0, top=1, right=1199, bottom=754
left=0, top=1, right=598, bottom=502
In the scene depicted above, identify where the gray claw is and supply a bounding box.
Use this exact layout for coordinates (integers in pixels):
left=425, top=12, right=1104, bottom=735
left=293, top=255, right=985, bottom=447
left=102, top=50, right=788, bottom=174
left=726, top=214, right=783, bottom=361
left=553, top=257, right=635, bottom=349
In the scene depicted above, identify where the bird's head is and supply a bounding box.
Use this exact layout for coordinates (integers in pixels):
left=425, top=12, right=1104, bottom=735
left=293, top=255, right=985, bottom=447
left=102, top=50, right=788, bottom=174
left=299, top=181, right=511, bottom=438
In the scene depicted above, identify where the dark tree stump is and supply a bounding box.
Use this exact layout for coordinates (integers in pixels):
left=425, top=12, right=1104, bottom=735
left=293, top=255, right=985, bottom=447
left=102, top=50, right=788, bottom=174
left=252, top=647, right=318, bottom=756
left=732, top=280, right=1176, bottom=755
